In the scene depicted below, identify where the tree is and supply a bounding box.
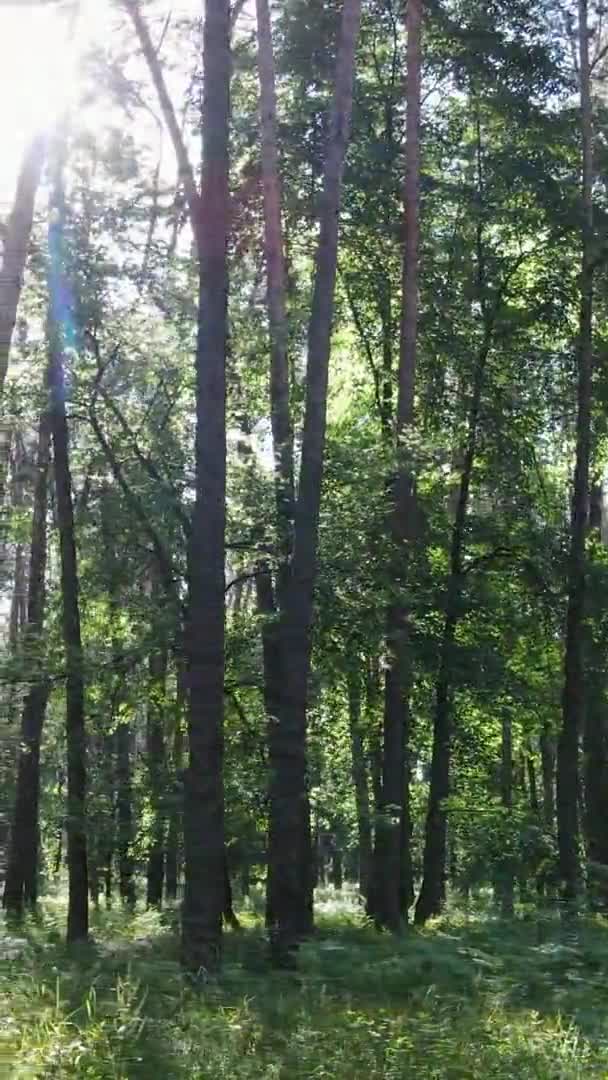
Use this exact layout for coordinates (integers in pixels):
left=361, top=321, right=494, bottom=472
left=556, top=0, right=593, bottom=905
left=369, top=0, right=422, bottom=933
left=266, top=0, right=363, bottom=960
left=0, top=135, right=46, bottom=401
left=3, top=410, right=51, bottom=918
left=181, top=0, right=231, bottom=973
left=47, top=131, right=89, bottom=944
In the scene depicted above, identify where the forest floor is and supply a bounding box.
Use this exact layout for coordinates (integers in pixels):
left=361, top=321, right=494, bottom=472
left=2, top=888, right=608, bottom=1078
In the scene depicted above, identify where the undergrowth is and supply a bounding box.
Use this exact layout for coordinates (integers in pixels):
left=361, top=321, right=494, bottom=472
left=2, top=891, right=608, bottom=1078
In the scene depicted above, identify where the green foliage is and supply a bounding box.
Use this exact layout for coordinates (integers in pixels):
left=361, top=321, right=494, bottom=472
left=3, top=899, right=608, bottom=1078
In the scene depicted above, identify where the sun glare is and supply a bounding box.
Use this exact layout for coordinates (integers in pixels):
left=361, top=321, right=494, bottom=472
left=0, top=1, right=95, bottom=204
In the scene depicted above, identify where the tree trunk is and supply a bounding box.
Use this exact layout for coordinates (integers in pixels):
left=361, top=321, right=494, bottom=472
left=347, top=667, right=372, bottom=899
left=48, top=137, right=88, bottom=945
left=3, top=411, right=50, bottom=918
left=498, top=712, right=514, bottom=916
left=540, top=725, right=556, bottom=831
left=165, top=671, right=185, bottom=902
left=182, top=0, right=230, bottom=973
left=0, top=135, right=46, bottom=400
left=527, top=744, right=540, bottom=816
left=146, top=636, right=167, bottom=908
left=255, top=567, right=283, bottom=929
left=100, top=490, right=135, bottom=911
left=369, top=0, right=421, bottom=933
left=116, top=719, right=135, bottom=908
left=556, top=0, right=593, bottom=904
left=415, top=295, right=493, bottom=926
left=255, top=0, right=295, bottom=569
left=583, top=485, right=608, bottom=904
left=266, top=0, right=362, bottom=964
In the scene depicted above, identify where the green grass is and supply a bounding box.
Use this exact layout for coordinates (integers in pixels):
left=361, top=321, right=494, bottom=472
left=2, top=892, right=608, bottom=1078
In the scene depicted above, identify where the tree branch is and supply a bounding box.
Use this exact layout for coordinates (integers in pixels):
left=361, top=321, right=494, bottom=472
left=123, top=0, right=201, bottom=237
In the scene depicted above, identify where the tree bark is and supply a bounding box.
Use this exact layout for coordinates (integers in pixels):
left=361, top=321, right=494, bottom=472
left=347, top=667, right=372, bottom=899
left=181, top=0, right=230, bottom=973
left=100, top=489, right=135, bottom=911
left=540, top=725, right=556, bottom=831
left=146, top=630, right=167, bottom=908
left=369, top=0, right=421, bottom=933
left=527, top=744, right=540, bottom=816
left=498, top=711, right=514, bottom=916
left=0, top=135, right=46, bottom=400
left=3, top=411, right=50, bottom=918
left=255, top=0, right=295, bottom=570
left=556, top=0, right=593, bottom=904
left=48, top=135, right=88, bottom=945
left=165, top=669, right=185, bottom=902
left=116, top=719, right=135, bottom=909
left=415, top=285, right=494, bottom=926
left=583, top=484, right=608, bottom=903
left=266, top=0, right=362, bottom=961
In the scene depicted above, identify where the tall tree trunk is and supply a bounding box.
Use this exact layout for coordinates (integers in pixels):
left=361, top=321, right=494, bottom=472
left=266, top=0, right=362, bottom=961
left=116, top=718, right=135, bottom=908
left=165, top=670, right=185, bottom=902
left=369, top=0, right=421, bottom=933
left=3, top=411, right=50, bottom=918
left=540, top=725, right=556, bottom=831
left=254, top=0, right=297, bottom=932
left=0, top=135, right=46, bottom=400
left=146, top=634, right=167, bottom=908
left=347, top=667, right=372, bottom=899
left=255, top=567, right=283, bottom=928
left=557, top=0, right=593, bottom=904
left=255, top=0, right=294, bottom=568
left=527, top=744, right=540, bottom=816
left=100, top=490, right=135, bottom=911
left=5, top=435, right=28, bottom=727
left=414, top=104, right=524, bottom=924
left=583, top=484, right=608, bottom=903
left=498, top=712, right=514, bottom=916
left=415, top=295, right=493, bottom=926
left=182, top=0, right=230, bottom=973
left=48, top=135, right=88, bottom=945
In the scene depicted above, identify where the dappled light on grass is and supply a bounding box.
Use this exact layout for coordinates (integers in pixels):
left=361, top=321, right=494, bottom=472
left=2, top=896, right=608, bottom=1078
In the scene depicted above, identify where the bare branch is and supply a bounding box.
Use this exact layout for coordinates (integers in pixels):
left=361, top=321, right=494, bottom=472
left=123, top=0, right=201, bottom=236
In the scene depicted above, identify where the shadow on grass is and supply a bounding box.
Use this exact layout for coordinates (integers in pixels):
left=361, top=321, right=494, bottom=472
left=3, top=901, right=608, bottom=1078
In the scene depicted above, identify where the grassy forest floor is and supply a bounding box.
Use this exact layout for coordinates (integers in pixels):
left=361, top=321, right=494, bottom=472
left=2, top=889, right=608, bottom=1078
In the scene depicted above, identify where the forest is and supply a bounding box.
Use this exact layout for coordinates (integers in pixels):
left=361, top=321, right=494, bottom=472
left=1, top=0, right=608, bottom=1075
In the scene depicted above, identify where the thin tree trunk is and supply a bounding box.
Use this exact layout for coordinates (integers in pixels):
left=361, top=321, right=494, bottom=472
left=0, top=135, right=46, bottom=400
left=583, top=484, right=608, bottom=903
left=146, top=633, right=167, bottom=908
left=182, top=0, right=230, bottom=973
left=266, top=0, right=362, bottom=964
left=414, top=106, right=526, bottom=923
left=255, top=0, right=295, bottom=568
left=415, top=305, right=491, bottom=926
left=557, top=0, right=593, bottom=904
left=165, top=670, right=185, bottom=901
left=527, top=745, right=540, bottom=816
left=541, top=725, right=556, bottom=831
left=99, top=490, right=134, bottom=910
left=255, top=567, right=283, bottom=929
left=3, top=412, right=50, bottom=918
left=499, top=712, right=514, bottom=916
left=48, top=135, right=88, bottom=945
left=347, top=667, right=372, bottom=899
left=369, top=0, right=421, bottom=933
left=116, top=719, right=135, bottom=908
left=254, top=0, right=298, bottom=934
